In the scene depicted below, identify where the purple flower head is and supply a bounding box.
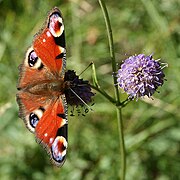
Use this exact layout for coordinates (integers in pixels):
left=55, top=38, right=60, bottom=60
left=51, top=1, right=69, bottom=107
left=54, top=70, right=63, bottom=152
left=117, top=54, right=166, bottom=99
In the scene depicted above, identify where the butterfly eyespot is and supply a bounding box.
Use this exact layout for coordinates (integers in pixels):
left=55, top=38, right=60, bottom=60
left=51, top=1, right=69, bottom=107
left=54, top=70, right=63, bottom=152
left=28, top=108, right=44, bottom=130
left=51, top=136, right=67, bottom=163
left=29, top=113, right=39, bottom=128
left=27, top=50, right=43, bottom=70
left=48, top=13, right=64, bottom=37
left=28, top=50, right=38, bottom=67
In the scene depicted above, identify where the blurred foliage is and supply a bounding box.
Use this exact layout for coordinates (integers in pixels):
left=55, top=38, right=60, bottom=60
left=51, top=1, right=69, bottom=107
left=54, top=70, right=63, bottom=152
left=0, top=0, right=179, bottom=179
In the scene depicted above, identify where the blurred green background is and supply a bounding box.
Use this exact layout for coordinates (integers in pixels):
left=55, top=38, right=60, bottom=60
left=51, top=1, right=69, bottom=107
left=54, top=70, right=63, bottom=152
left=0, top=0, right=179, bottom=179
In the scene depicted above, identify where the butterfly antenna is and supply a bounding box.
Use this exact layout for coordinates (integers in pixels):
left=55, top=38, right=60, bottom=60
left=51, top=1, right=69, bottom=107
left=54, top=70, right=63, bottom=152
left=69, top=88, right=93, bottom=111
left=78, top=62, right=93, bottom=77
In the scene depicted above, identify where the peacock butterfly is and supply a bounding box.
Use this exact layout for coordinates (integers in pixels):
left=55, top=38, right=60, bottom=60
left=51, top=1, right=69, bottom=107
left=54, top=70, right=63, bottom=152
left=16, top=7, right=94, bottom=167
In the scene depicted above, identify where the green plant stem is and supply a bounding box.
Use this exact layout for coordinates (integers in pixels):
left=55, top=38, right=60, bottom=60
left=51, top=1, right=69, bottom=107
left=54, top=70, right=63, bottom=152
left=98, top=0, right=119, bottom=103
left=98, top=1, right=126, bottom=179
left=91, top=62, right=127, bottom=107
left=117, top=107, right=126, bottom=180
left=91, top=62, right=116, bottom=105
left=91, top=85, right=116, bottom=105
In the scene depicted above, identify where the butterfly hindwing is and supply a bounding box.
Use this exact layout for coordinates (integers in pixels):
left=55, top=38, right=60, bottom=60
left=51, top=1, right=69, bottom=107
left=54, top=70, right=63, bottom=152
left=17, top=90, right=51, bottom=133
left=17, top=7, right=68, bottom=166
left=35, top=95, right=68, bottom=166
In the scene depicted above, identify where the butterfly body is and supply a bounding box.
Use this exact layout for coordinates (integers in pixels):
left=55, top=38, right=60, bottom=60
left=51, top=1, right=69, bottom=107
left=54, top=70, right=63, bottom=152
left=17, top=7, right=68, bottom=167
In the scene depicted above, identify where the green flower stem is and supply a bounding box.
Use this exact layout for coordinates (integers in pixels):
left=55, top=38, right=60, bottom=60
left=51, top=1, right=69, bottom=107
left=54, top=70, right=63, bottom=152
left=91, top=85, right=116, bottom=105
left=117, top=107, right=126, bottom=180
left=91, top=62, right=116, bottom=105
left=98, top=0, right=126, bottom=179
left=98, top=0, right=120, bottom=103
left=91, top=62, right=128, bottom=107
left=118, top=98, right=130, bottom=108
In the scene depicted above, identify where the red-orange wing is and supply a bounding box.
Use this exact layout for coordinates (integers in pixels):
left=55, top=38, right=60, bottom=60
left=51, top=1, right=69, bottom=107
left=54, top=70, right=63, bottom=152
left=17, top=7, right=68, bottom=167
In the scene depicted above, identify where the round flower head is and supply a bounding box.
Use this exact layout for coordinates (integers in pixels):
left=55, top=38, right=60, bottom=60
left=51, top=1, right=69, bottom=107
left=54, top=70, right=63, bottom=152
left=117, top=54, right=166, bottom=99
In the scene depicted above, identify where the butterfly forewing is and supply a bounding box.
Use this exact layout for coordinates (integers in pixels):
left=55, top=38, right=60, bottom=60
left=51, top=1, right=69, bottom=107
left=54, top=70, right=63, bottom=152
left=33, top=7, right=66, bottom=76
left=17, top=7, right=68, bottom=167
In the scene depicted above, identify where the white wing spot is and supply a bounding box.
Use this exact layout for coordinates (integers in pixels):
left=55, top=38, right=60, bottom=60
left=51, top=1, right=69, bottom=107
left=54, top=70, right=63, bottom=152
left=59, top=46, right=65, bottom=54
left=44, top=133, right=48, bottom=137
left=46, top=31, right=51, bottom=37
left=43, top=38, right=46, bottom=42
left=49, top=138, right=54, bottom=144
